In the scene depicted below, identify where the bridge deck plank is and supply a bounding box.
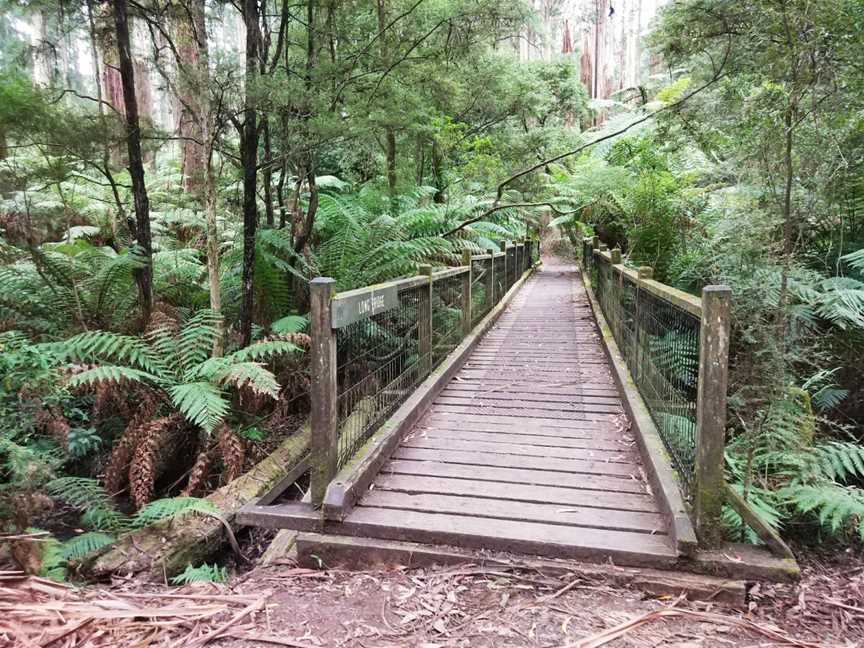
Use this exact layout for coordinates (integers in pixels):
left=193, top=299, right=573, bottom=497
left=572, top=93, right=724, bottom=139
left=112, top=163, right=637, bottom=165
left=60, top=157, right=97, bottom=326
left=337, top=261, right=676, bottom=566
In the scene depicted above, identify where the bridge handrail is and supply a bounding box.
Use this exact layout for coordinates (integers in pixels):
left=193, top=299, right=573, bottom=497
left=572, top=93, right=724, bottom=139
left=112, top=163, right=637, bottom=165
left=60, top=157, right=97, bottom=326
left=308, top=238, right=540, bottom=504
left=580, top=236, right=731, bottom=546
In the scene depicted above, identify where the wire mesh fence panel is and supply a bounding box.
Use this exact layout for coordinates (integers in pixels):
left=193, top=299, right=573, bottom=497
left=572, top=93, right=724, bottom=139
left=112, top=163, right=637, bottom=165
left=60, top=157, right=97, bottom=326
left=471, top=258, right=493, bottom=326
left=583, top=241, right=702, bottom=495
left=334, top=284, right=427, bottom=468
left=506, top=246, right=517, bottom=289
left=594, top=256, right=615, bottom=328
left=634, top=289, right=700, bottom=488
left=493, top=254, right=506, bottom=303
left=431, top=271, right=466, bottom=368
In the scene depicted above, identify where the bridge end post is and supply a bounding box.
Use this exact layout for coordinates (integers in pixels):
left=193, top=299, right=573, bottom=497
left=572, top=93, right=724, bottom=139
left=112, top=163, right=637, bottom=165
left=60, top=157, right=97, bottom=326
left=310, top=277, right=338, bottom=506
left=461, top=250, right=472, bottom=336
left=694, top=284, right=732, bottom=547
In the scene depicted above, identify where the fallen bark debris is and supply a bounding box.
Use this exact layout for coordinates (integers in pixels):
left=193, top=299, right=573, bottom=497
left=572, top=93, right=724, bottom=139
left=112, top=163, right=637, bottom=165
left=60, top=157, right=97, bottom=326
left=0, top=571, right=270, bottom=648
left=560, top=606, right=828, bottom=648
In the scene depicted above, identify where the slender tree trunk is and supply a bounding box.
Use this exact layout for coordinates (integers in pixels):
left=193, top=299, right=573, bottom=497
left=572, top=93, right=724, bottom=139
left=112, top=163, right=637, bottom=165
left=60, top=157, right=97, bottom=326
left=376, top=0, right=397, bottom=198
left=239, top=0, right=260, bottom=347
left=112, top=0, right=153, bottom=322
left=776, top=99, right=797, bottom=363
left=262, top=119, right=274, bottom=227
left=431, top=139, right=445, bottom=204
left=86, top=0, right=126, bottom=239
left=385, top=130, right=397, bottom=195
left=172, top=0, right=207, bottom=193
left=277, top=160, right=288, bottom=229
left=187, top=0, right=223, bottom=355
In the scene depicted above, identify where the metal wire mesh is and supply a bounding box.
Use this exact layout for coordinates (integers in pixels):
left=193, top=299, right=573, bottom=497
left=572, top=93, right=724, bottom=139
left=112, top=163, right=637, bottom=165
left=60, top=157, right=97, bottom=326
left=582, top=243, right=702, bottom=492
left=471, top=257, right=493, bottom=326
left=506, top=246, right=517, bottom=290
left=431, top=271, right=466, bottom=368
left=493, top=253, right=506, bottom=302
left=334, top=284, right=427, bottom=467
left=636, top=289, right=700, bottom=487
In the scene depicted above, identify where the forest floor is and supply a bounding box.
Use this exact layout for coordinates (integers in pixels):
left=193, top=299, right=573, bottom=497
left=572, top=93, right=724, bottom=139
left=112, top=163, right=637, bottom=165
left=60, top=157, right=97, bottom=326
left=6, top=543, right=863, bottom=647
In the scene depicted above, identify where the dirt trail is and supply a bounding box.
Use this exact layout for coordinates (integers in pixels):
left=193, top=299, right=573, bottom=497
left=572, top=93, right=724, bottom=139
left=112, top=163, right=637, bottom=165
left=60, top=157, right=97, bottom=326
left=7, top=551, right=860, bottom=647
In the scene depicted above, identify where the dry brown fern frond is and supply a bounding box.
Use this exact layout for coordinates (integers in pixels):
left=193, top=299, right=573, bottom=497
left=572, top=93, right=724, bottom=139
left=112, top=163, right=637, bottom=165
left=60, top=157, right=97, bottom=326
left=33, top=406, right=70, bottom=450
left=145, top=303, right=182, bottom=335
left=128, top=413, right=183, bottom=509
left=216, top=423, right=245, bottom=483
left=181, top=444, right=215, bottom=497
left=102, top=390, right=162, bottom=496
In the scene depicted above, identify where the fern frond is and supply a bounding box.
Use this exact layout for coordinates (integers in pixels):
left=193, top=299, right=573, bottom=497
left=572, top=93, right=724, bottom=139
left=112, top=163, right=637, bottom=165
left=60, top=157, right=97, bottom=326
left=215, top=362, right=279, bottom=398
left=232, top=339, right=301, bottom=362
left=170, top=562, right=227, bottom=584
left=61, top=532, right=115, bottom=560
left=784, top=483, right=864, bottom=539
left=132, top=496, right=219, bottom=527
left=61, top=330, right=163, bottom=375
left=169, top=382, right=230, bottom=433
left=45, top=477, right=128, bottom=531
left=67, top=365, right=159, bottom=388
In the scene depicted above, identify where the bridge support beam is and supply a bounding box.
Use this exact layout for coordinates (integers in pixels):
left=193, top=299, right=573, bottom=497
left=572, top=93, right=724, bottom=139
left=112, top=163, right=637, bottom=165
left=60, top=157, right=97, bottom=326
left=694, top=285, right=732, bottom=547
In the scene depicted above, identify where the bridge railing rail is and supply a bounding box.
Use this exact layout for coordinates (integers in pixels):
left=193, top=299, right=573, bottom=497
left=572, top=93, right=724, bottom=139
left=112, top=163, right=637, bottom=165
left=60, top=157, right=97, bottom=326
left=581, top=236, right=731, bottom=546
left=309, top=238, right=538, bottom=504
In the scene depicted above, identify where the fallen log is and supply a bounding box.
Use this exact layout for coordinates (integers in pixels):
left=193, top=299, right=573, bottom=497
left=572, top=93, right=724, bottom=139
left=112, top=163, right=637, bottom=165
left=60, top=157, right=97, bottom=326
left=77, top=422, right=310, bottom=582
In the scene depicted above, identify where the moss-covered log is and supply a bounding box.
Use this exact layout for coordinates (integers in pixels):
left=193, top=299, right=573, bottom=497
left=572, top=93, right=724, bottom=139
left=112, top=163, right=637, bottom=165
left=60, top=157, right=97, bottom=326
left=77, top=423, right=310, bottom=581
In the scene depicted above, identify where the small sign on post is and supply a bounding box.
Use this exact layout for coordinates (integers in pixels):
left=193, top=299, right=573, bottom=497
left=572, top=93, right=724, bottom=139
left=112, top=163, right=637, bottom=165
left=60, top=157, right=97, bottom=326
left=331, top=285, right=399, bottom=329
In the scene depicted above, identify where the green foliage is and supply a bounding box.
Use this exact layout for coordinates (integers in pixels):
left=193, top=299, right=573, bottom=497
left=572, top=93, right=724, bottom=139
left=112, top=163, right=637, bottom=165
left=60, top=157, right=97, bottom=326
left=61, top=532, right=116, bottom=561
left=310, top=189, right=531, bottom=290
left=170, top=562, right=228, bottom=585
left=132, top=496, right=219, bottom=527
left=60, top=310, right=298, bottom=433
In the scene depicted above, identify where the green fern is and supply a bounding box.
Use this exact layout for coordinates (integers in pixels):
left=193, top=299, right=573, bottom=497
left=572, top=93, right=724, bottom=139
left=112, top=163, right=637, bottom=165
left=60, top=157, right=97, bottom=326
left=61, top=532, right=115, bottom=560
left=59, top=310, right=299, bottom=434
left=45, top=477, right=128, bottom=531
left=784, top=484, right=864, bottom=540
left=132, top=496, right=219, bottom=527
left=170, top=562, right=228, bottom=584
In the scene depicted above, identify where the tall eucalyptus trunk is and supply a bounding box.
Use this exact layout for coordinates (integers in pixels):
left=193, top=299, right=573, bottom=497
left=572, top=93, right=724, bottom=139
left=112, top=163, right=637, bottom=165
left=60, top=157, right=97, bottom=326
left=239, top=0, right=260, bottom=347
left=112, top=0, right=153, bottom=323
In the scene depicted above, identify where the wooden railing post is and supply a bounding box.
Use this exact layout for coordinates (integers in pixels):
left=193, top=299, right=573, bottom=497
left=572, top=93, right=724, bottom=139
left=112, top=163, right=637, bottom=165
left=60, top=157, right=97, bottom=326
left=310, top=277, right=338, bottom=506
left=591, top=235, right=600, bottom=250
left=501, top=241, right=509, bottom=291
left=419, top=264, right=433, bottom=374
left=461, top=250, right=472, bottom=335
left=693, top=285, right=732, bottom=547
left=610, top=248, right=622, bottom=264
left=485, top=251, right=495, bottom=308
left=633, top=266, right=654, bottom=382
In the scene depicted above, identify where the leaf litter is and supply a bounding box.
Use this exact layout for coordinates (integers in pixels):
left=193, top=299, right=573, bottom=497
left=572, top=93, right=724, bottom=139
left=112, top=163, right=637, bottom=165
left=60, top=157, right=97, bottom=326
left=3, top=550, right=862, bottom=647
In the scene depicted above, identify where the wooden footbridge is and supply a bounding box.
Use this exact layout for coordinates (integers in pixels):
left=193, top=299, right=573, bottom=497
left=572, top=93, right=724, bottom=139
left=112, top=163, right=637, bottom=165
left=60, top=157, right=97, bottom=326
left=239, top=239, right=798, bottom=582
